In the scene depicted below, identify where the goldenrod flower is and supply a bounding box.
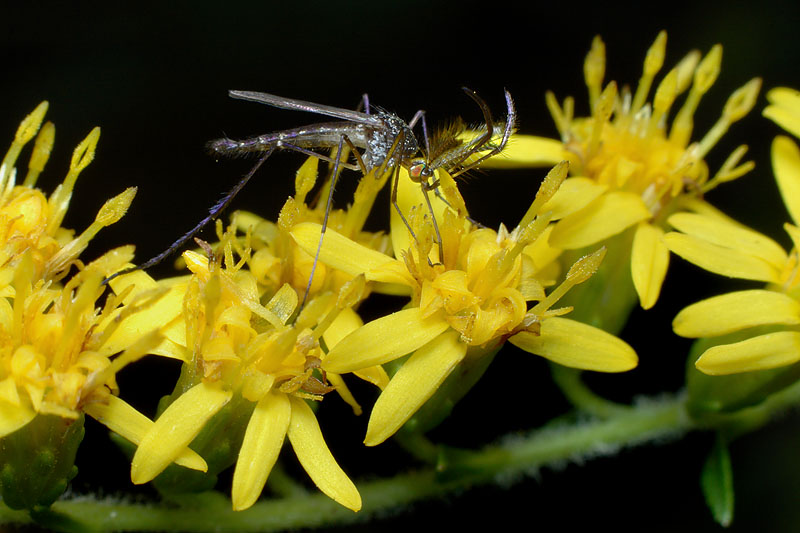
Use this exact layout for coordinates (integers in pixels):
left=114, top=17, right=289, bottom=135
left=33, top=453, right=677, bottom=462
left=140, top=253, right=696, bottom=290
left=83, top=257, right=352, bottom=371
left=668, top=90, right=800, bottom=375
left=0, top=103, right=205, bottom=508
left=291, top=163, right=637, bottom=446
left=482, top=32, right=761, bottom=309
left=128, top=227, right=366, bottom=512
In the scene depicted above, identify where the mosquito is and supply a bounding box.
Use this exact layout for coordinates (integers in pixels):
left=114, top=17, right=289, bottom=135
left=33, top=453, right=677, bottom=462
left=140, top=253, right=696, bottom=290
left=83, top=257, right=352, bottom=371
left=103, top=89, right=516, bottom=309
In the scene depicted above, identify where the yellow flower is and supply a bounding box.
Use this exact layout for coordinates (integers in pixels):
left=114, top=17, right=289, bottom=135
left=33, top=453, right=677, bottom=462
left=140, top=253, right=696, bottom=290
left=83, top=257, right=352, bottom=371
left=482, top=32, right=761, bottom=309
left=128, top=227, right=369, bottom=512
left=291, top=163, right=637, bottom=446
left=668, top=93, right=800, bottom=375
left=0, top=103, right=206, bottom=488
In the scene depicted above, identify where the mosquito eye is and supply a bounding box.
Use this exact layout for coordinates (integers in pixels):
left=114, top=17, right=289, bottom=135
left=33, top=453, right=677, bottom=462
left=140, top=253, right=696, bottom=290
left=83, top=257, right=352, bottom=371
left=409, top=163, right=425, bottom=180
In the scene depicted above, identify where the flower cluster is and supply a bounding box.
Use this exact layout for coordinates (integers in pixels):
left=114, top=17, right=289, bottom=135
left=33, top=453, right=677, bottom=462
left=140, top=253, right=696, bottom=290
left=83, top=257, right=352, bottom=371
left=0, top=103, right=205, bottom=510
left=482, top=31, right=761, bottom=310
left=5, top=30, right=794, bottom=527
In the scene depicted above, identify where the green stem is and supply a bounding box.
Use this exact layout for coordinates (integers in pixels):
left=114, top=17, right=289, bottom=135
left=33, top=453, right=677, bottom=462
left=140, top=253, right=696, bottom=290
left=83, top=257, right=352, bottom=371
left=392, top=430, right=440, bottom=464
left=0, top=394, right=690, bottom=533
left=550, top=364, right=632, bottom=418
left=5, top=384, right=799, bottom=533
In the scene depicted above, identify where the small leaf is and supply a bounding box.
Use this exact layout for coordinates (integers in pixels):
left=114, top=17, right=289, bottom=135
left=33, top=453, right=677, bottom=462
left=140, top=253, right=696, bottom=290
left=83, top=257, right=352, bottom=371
left=701, top=433, right=734, bottom=527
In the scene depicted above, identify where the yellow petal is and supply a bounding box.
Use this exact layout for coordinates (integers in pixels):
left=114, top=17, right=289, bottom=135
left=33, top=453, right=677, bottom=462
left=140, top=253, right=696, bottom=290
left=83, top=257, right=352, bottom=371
left=510, top=317, right=637, bottom=372
left=150, top=336, right=189, bottom=361
left=286, top=396, right=361, bottom=511
left=84, top=395, right=206, bottom=472
left=323, top=307, right=450, bottom=374
left=766, top=86, right=800, bottom=109
left=322, top=307, right=363, bottom=349
left=631, top=222, right=669, bottom=309
left=232, top=392, right=290, bottom=511
left=673, top=289, right=800, bottom=338
left=353, top=366, right=390, bottom=390
left=131, top=382, right=231, bottom=484
left=539, top=177, right=608, bottom=220
left=290, top=222, right=401, bottom=281
left=328, top=373, right=362, bottom=415
left=478, top=135, right=568, bottom=167
left=772, top=136, right=800, bottom=226
left=0, top=399, right=35, bottom=437
left=365, top=330, right=466, bottom=446
left=696, top=331, right=800, bottom=375
left=764, top=87, right=800, bottom=138
left=664, top=232, right=780, bottom=283
left=548, top=192, right=650, bottom=249
left=0, top=378, right=20, bottom=406
left=668, top=212, right=787, bottom=268
left=97, top=283, right=185, bottom=357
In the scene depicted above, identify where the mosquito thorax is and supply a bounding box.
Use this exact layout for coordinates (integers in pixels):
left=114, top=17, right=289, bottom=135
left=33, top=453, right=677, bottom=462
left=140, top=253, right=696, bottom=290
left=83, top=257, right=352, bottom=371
left=365, top=111, right=418, bottom=170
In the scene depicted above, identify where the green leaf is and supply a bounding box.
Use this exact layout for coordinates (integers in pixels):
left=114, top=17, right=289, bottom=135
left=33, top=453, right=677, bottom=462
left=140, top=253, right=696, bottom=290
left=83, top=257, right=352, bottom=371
left=701, top=433, right=734, bottom=527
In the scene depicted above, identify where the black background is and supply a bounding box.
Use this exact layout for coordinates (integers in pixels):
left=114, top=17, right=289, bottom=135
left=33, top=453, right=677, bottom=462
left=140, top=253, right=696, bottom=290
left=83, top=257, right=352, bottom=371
left=3, top=1, right=800, bottom=531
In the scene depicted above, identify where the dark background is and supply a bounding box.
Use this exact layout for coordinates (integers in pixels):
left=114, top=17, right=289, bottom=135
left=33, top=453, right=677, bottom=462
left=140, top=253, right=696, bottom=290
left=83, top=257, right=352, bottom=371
left=3, top=1, right=800, bottom=531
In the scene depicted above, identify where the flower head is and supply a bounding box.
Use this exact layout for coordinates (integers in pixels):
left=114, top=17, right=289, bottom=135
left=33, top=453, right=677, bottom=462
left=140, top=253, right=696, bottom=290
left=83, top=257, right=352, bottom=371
left=668, top=88, right=800, bottom=375
left=128, top=224, right=367, bottom=511
left=291, top=163, right=637, bottom=445
left=0, top=103, right=146, bottom=431
left=0, top=103, right=201, bottom=509
left=483, top=32, right=761, bottom=309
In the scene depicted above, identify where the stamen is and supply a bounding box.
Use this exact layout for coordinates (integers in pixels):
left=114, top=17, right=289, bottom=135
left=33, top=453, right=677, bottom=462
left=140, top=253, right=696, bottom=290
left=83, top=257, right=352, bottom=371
left=649, top=68, right=678, bottom=136
left=696, top=78, right=762, bottom=159
left=0, top=102, right=48, bottom=194
left=631, top=31, right=667, bottom=116
left=531, top=247, right=606, bottom=316
left=584, top=36, right=606, bottom=112
left=670, top=45, right=722, bottom=147
left=45, top=187, right=137, bottom=277
left=519, top=160, right=568, bottom=228
left=23, top=121, right=55, bottom=188
left=546, top=91, right=569, bottom=138
left=588, top=82, right=617, bottom=157
left=703, top=145, right=754, bottom=192
left=47, top=127, right=101, bottom=233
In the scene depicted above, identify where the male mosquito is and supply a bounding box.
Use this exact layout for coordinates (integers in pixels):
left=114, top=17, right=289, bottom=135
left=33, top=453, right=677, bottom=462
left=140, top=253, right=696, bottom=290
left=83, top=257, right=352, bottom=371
left=103, top=89, right=516, bottom=304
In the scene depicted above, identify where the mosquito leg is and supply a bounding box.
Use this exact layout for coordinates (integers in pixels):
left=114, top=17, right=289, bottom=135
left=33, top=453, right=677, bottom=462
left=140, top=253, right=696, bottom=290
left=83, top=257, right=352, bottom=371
left=342, top=136, right=367, bottom=175
left=390, top=160, right=417, bottom=243
left=103, top=147, right=275, bottom=284
left=408, top=110, right=430, bottom=157
left=419, top=181, right=444, bottom=264
left=390, top=162, right=439, bottom=267
left=357, top=93, right=370, bottom=114
left=463, top=87, right=494, bottom=149
left=301, top=135, right=349, bottom=311
left=449, top=90, right=517, bottom=178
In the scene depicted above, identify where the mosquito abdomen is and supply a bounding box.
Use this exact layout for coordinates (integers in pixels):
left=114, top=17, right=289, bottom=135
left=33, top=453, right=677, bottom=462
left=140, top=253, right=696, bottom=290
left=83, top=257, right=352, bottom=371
left=206, top=137, right=270, bottom=157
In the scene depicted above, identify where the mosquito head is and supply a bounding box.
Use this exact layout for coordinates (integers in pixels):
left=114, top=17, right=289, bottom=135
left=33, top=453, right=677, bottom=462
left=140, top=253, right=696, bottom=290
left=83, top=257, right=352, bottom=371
left=407, top=157, right=433, bottom=183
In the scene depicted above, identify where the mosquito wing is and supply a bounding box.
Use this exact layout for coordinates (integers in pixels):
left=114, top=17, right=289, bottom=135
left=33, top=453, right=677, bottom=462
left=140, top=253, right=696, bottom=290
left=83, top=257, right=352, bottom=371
left=229, top=90, right=383, bottom=126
